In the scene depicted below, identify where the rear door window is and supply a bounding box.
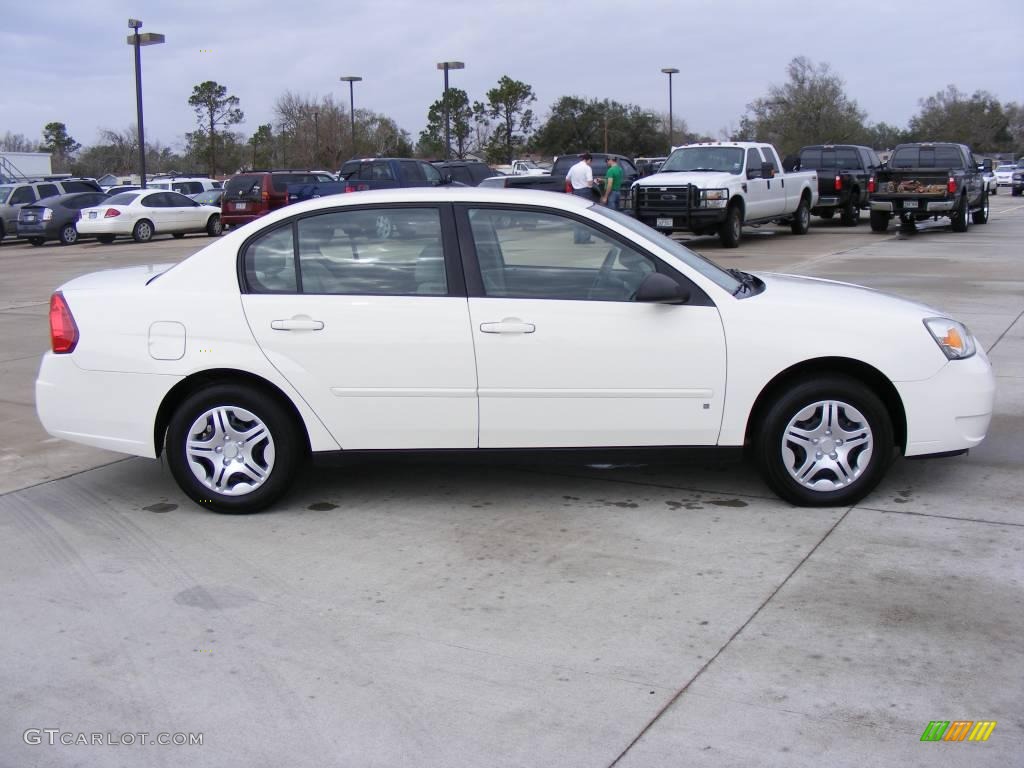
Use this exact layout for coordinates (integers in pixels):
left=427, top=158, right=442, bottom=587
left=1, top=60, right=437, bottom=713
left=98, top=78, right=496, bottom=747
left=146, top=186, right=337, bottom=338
left=399, top=161, right=425, bottom=183
left=371, top=161, right=396, bottom=181
left=37, top=184, right=60, bottom=199
left=448, top=166, right=473, bottom=185
left=9, top=186, right=36, bottom=205
left=799, top=149, right=822, bottom=170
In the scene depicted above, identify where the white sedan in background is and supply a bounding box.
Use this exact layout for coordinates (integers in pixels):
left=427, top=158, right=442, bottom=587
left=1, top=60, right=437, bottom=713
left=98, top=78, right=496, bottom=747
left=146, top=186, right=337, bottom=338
left=37, top=188, right=995, bottom=513
left=994, top=164, right=1017, bottom=187
left=77, top=189, right=223, bottom=243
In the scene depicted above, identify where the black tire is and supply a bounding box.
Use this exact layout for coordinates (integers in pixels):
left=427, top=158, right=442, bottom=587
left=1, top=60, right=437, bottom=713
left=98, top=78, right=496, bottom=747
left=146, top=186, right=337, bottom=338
left=869, top=210, right=889, bottom=233
left=28, top=237, right=46, bottom=247
left=97, top=235, right=116, bottom=244
left=950, top=194, right=969, bottom=232
left=839, top=193, right=860, bottom=227
left=990, top=186, right=996, bottom=195
left=165, top=384, right=303, bottom=514
left=790, top=195, right=810, bottom=234
left=58, top=224, right=79, bottom=245
left=754, top=376, right=894, bottom=507
left=818, top=209, right=835, bottom=220
left=132, top=219, right=154, bottom=242
left=718, top=204, right=742, bottom=248
left=971, top=193, right=989, bottom=225
left=172, top=232, right=186, bottom=239
left=206, top=214, right=223, bottom=237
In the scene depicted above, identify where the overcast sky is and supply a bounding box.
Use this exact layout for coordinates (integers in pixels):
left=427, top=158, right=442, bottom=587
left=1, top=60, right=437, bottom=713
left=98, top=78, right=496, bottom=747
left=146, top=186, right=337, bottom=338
left=3, top=0, right=1022, bottom=153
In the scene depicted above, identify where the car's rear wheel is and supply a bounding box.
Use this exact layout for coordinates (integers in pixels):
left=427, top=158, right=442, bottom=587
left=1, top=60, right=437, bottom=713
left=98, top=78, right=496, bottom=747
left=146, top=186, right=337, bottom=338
left=59, top=224, right=79, bottom=245
left=206, top=214, right=223, bottom=236
left=971, top=193, right=989, bottom=225
left=97, top=235, right=116, bottom=244
left=950, top=194, right=969, bottom=232
left=132, top=219, right=154, bottom=242
left=840, top=194, right=860, bottom=226
left=790, top=196, right=810, bottom=234
left=754, top=376, right=893, bottom=507
left=166, top=384, right=302, bottom=513
left=869, top=210, right=889, bottom=233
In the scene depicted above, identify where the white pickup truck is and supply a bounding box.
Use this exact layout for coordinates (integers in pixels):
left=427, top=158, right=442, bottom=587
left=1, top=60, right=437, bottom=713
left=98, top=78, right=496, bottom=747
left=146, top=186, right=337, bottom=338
left=494, top=159, right=550, bottom=176
left=632, top=141, right=819, bottom=247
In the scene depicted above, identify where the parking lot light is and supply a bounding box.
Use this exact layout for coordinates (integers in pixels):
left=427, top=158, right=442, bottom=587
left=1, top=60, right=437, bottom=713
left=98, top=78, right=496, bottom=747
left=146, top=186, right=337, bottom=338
left=436, top=61, right=465, bottom=160
left=339, top=76, right=362, bottom=159
left=661, top=67, right=679, bottom=151
left=126, top=19, right=165, bottom=189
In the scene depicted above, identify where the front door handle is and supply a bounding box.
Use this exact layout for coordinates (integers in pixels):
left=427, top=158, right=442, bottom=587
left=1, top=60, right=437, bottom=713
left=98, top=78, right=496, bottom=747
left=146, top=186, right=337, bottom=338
left=480, top=318, right=535, bottom=334
left=271, top=317, right=324, bottom=331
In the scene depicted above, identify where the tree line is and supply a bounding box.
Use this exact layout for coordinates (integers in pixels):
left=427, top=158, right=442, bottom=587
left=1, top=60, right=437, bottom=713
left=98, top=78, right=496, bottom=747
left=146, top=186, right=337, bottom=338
left=3, top=56, right=1022, bottom=179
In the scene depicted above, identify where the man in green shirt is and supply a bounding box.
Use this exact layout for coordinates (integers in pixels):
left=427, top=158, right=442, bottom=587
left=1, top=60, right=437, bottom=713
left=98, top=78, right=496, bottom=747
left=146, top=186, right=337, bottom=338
left=602, top=156, right=624, bottom=209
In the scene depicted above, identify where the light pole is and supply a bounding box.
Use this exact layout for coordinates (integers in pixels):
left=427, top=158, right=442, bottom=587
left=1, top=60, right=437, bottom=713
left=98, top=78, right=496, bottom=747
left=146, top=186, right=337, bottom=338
left=126, top=19, right=164, bottom=188
left=436, top=61, right=464, bottom=159
left=661, top=67, right=679, bottom=152
left=312, top=110, right=319, bottom=165
left=339, top=76, right=362, bottom=158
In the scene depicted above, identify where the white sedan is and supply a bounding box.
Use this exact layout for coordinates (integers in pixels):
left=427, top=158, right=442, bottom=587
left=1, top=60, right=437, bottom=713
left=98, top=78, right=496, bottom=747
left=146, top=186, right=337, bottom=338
left=994, top=164, right=1017, bottom=187
left=77, top=189, right=222, bottom=243
left=36, top=188, right=995, bottom=513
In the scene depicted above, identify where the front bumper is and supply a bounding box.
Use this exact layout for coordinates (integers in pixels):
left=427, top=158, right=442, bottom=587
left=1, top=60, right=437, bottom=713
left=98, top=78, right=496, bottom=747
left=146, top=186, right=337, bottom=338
left=636, top=209, right=726, bottom=232
left=36, top=353, right=181, bottom=458
left=896, top=348, right=995, bottom=457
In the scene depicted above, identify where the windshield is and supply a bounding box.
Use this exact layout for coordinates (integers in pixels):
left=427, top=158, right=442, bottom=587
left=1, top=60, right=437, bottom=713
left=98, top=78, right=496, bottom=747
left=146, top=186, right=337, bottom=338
left=0, top=186, right=13, bottom=204
left=660, top=147, right=745, bottom=174
left=591, top=205, right=742, bottom=294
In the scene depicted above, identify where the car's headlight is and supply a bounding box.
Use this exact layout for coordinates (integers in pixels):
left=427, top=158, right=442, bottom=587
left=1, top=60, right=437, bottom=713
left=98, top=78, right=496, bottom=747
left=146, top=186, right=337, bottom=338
left=924, top=318, right=976, bottom=359
left=702, top=188, right=729, bottom=208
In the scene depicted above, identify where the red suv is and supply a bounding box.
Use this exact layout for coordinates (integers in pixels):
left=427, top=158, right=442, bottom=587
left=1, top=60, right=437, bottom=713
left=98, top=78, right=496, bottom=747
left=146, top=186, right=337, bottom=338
left=221, top=170, right=334, bottom=229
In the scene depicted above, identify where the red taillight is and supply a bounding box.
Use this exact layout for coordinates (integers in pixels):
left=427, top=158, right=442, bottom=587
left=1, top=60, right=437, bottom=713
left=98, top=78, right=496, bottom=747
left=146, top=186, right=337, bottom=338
left=49, top=292, right=79, bottom=354
left=834, top=174, right=842, bottom=191
left=345, top=185, right=357, bottom=193
left=867, top=176, right=876, bottom=194
left=103, top=208, right=121, bottom=218
left=947, top=177, right=957, bottom=194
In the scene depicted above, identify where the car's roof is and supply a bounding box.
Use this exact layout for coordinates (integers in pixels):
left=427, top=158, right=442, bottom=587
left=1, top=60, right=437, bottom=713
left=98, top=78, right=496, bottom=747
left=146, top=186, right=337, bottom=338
left=252, top=186, right=592, bottom=228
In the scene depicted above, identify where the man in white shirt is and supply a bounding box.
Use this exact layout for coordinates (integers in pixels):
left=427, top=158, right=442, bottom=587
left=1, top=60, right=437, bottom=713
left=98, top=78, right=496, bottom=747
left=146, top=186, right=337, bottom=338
left=565, top=152, right=595, bottom=198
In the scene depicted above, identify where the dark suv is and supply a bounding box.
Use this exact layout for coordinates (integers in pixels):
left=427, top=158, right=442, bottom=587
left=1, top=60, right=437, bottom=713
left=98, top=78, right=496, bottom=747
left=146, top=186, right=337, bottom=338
left=430, top=160, right=498, bottom=186
left=221, top=170, right=334, bottom=228
left=338, top=158, right=452, bottom=191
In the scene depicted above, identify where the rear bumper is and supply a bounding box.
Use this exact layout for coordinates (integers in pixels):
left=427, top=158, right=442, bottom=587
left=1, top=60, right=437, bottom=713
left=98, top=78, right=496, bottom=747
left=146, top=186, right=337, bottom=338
left=16, top=222, right=60, bottom=238
left=870, top=198, right=954, bottom=213
left=897, top=349, right=996, bottom=457
left=35, top=353, right=181, bottom=458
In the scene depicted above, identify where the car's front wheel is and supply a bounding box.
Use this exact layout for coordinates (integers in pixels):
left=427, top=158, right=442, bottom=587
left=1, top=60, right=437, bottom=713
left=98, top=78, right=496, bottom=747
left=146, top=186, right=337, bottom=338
left=754, top=376, right=893, bottom=507
left=165, top=384, right=302, bottom=513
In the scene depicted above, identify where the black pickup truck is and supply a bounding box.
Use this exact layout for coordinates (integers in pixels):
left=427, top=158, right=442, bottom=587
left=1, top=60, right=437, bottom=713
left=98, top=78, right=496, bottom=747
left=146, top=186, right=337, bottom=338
left=798, top=144, right=882, bottom=226
left=868, top=143, right=990, bottom=233
left=480, top=153, right=640, bottom=208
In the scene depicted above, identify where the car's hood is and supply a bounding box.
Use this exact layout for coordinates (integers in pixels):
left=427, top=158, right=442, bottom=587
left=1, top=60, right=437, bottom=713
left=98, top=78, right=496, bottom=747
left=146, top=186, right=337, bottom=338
left=751, top=271, right=946, bottom=318
left=59, top=263, right=177, bottom=293
left=636, top=170, right=738, bottom=188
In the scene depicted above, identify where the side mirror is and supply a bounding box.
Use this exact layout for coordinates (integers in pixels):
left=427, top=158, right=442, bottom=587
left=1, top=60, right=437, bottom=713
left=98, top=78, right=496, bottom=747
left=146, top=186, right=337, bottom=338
left=746, top=166, right=761, bottom=180
left=982, top=159, right=993, bottom=172
left=442, top=174, right=453, bottom=185
left=635, top=273, right=689, bottom=304
left=761, top=162, right=775, bottom=179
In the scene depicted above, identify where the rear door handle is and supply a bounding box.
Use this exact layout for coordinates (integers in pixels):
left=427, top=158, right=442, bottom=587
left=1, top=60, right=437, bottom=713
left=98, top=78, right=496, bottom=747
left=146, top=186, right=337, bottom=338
left=271, top=317, right=324, bottom=331
left=480, top=319, right=535, bottom=334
